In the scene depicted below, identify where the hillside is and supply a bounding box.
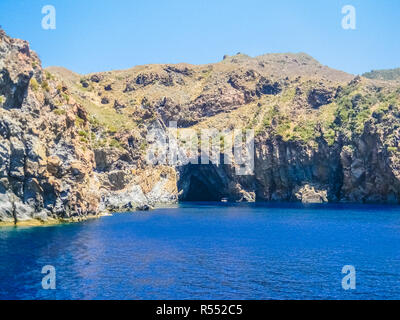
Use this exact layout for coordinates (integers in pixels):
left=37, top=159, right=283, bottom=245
left=47, top=51, right=400, bottom=205
left=1, top=30, right=400, bottom=225
left=363, top=68, right=400, bottom=81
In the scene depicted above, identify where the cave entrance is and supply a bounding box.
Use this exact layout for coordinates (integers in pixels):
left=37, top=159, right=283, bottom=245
left=184, top=175, right=222, bottom=201
left=178, top=164, right=228, bottom=202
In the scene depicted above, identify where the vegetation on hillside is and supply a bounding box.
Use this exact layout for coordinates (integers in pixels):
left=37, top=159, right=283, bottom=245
left=363, top=68, right=400, bottom=81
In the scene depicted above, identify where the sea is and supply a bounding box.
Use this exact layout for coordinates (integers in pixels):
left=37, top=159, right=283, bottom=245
left=1, top=202, right=400, bottom=300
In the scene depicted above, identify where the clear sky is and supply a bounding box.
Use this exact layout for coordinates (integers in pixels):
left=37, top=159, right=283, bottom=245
left=0, top=0, right=399, bottom=75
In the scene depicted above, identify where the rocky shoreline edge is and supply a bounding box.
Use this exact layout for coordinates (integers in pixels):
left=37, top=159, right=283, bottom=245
left=0, top=200, right=186, bottom=227
left=0, top=207, right=148, bottom=228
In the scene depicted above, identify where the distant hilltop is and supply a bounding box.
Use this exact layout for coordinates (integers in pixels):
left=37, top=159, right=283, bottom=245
left=363, top=68, right=400, bottom=81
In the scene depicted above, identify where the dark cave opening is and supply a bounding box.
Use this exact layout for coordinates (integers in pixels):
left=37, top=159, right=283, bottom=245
left=183, top=175, right=222, bottom=202
left=178, top=164, right=228, bottom=202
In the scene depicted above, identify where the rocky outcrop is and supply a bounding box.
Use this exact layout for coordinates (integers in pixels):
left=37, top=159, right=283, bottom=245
left=177, top=111, right=400, bottom=204
left=293, top=184, right=328, bottom=203
left=101, top=97, right=110, bottom=104
left=0, top=30, right=103, bottom=225
left=100, top=184, right=148, bottom=212
left=256, top=78, right=282, bottom=96
left=1, top=29, right=400, bottom=225
left=307, top=88, right=335, bottom=108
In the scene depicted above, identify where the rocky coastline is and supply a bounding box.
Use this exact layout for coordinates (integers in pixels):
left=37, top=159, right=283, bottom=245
left=1, top=30, right=399, bottom=226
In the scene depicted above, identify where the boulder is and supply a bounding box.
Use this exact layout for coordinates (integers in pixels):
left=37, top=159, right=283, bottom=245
left=308, top=88, right=334, bottom=108
left=293, top=184, right=328, bottom=204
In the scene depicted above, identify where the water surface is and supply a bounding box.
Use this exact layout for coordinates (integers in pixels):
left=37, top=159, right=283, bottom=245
left=1, top=203, right=400, bottom=300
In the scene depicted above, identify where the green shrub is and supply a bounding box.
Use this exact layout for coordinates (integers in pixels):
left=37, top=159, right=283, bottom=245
left=30, top=78, right=39, bottom=91
left=75, top=117, right=85, bottom=127
left=324, top=128, right=336, bottom=146
left=261, top=105, right=279, bottom=130
left=140, top=141, right=148, bottom=151
left=78, top=130, right=88, bottom=138
left=62, top=93, right=70, bottom=103
left=363, top=68, right=400, bottom=81
left=41, top=80, right=50, bottom=92
left=333, top=92, right=375, bottom=135
left=45, top=71, right=54, bottom=80
left=53, top=108, right=66, bottom=115
left=276, top=122, right=292, bottom=140
left=109, top=138, right=121, bottom=148
left=107, top=125, right=118, bottom=134
left=292, top=122, right=316, bottom=142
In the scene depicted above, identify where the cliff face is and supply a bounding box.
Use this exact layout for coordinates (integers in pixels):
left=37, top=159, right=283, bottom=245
left=0, top=30, right=101, bottom=224
left=0, top=31, right=177, bottom=225
left=1, top=31, right=400, bottom=224
left=181, top=83, right=400, bottom=204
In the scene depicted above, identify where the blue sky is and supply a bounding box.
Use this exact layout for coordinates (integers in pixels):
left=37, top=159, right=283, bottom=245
left=0, top=0, right=399, bottom=75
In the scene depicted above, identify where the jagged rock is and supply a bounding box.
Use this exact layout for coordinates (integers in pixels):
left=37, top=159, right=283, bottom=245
left=47, top=156, right=61, bottom=176
left=136, top=72, right=160, bottom=86
left=164, top=65, right=194, bottom=77
left=69, top=161, right=86, bottom=180
left=146, top=176, right=178, bottom=205
left=105, top=170, right=132, bottom=191
left=80, top=79, right=89, bottom=88
left=0, top=192, right=14, bottom=222
left=123, top=81, right=136, bottom=93
left=0, top=140, right=11, bottom=177
left=76, top=104, right=88, bottom=121
left=0, top=31, right=100, bottom=224
left=137, top=204, right=151, bottom=211
left=14, top=200, right=35, bottom=221
left=308, top=88, right=334, bottom=108
left=101, top=97, right=110, bottom=104
left=256, top=77, right=282, bottom=96
left=294, top=184, right=328, bottom=203
left=100, top=184, right=148, bottom=212
left=191, top=87, right=245, bottom=118
left=113, top=100, right=126, bottom=112
left=90, top=74, right=103, bottom=83
left=9, top=136, right=25, bottom=180
left=94, top=148, right=127, bottom=172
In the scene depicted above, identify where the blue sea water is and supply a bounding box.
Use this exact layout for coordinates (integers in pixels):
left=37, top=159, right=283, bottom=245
left=1, top=203, right=400, bottom=300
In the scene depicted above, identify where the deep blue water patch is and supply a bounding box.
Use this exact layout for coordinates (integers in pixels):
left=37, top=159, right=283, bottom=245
left=1, top=203, right=400, bottom=300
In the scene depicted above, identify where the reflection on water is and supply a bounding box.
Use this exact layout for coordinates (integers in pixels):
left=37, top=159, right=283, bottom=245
left=1, top=202, right=400, bottom=300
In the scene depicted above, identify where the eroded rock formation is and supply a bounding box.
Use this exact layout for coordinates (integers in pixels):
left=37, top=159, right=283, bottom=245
left=1, top=29, right=400, bottom=225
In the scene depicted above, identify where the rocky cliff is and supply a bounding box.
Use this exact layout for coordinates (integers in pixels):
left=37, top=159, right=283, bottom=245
left=0, top=30, right=176, bottom=225
left=0, top=29, right=102, bottom=225
left=1, top=30, right=400, bottom=225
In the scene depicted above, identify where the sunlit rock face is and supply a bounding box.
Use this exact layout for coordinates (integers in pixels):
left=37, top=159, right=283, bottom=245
left=0, top=30, right=100, bottom=224
left=1, top=28, right=400, bottom=225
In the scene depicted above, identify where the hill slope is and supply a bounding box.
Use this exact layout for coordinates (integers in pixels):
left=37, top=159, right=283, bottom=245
left=47, top=51, right=400, bottom=205
left=363, top=68, right=400, bottom=81
left=1, top=30, right=400, bottom=225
